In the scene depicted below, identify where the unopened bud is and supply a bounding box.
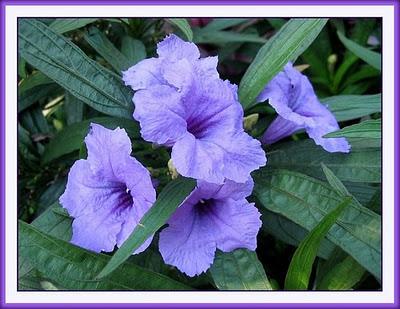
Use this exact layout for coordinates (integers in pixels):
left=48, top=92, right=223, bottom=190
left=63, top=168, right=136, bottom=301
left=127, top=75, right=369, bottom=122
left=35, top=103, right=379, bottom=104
left=167, top=159, right=179, bottom=179
left=243, top=113, right=259, bottom=131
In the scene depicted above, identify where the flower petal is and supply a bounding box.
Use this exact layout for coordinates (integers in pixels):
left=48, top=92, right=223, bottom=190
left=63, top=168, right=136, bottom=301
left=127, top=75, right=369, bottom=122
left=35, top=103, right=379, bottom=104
left=171, top=133, right=225, bottom=184
left=196, top=178, right=254, bottom=201
left=261, top=115, right=303, bottom=144
left=122, top=58, right=163, bottom=91
left=306, top=121, right=351, bottom=153
left=208, top=199, right=262, bottom=252
left=157, top=34, right=200, bottom=61
left=159, top=202, right=216, bottom=277
left=133, top=85, right=187, bottom=146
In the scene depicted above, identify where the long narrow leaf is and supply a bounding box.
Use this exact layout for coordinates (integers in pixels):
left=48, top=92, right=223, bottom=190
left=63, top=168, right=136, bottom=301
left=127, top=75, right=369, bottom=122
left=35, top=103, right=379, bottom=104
left=166, top=18, right=193, bottom=41
left=97, top=178, right=196, bottom=279
left=324, top=119, right=381, bottom=139
left=239, top=18, right=328, bottom=109
left=18, top=19, right=132, bottom=118
left=284, top=197, right=352, bottom=290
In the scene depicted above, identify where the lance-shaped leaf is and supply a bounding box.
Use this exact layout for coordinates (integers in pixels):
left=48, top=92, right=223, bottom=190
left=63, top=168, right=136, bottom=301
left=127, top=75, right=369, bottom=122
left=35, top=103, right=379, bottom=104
left=166, top=18, right=193, bottom=41
left=19, top=220, right=192, bottom=290
left=210, top=249, right=273, bottom=290
left=49, top=18, right=98, bottom=34
left=337, top=31, right=381, bottom=71
left=325, top=119, right=381, bottom=139
left=239, top=18, right=328, bottom=109
left=18, top=19, right=132, bottom=118
left=253, top=169, right=381, bottom=280
left=97, top=177, right=196, bottom=279
left=284, top=196, right=352, bottom=290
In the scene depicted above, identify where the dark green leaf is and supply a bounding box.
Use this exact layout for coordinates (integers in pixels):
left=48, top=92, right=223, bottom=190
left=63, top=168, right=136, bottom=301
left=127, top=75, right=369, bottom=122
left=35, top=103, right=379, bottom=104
left=121, top=36, right=146, bottom=66
left=239, top=18, right=328, bottom=109
left=267, top=140, right=381, bottom=183
left=42, top=117, right=140, bottom=164
left=18, top=71, right=53, bottom=95
left=193, top=29, right=266, bottom=45
left=210, top=249, right=272, bottom=290
left=36, top=178, right=67, bottom=216
left=325, top=119, right=381, bottom=139
left=284, top=196, right=351, bottom=290
left=64, top=91, right=84, bottom=125
left=49, top=18, right=98, bottom=34
left=202, top=18, right=248, bottom=31
left=253, top=169, right=381, bottom=279
left=97, top=177, right=197, bottom=279
left=18, top=83, right=62, bottom=113
left=84, top=27, right=131, bottom=72
left=337, top=31, right=381, bottom=71
left=18, top=19, right=132, bottom=118
left=19, top=220, right=192, bottom=290
left=321, top=94, right=381, bottom=122
left=260, top=208, right=336, bottom=260
left=166, top=18, right=193, bottom=41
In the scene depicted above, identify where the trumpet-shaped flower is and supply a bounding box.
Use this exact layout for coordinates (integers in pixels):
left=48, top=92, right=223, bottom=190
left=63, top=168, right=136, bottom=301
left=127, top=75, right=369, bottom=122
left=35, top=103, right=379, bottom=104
left=158, top=178, right=261, bottom=277
left=258, top=62, right=350, bottom=153
left=123, top=34, right=266, bottom=184
left=59, top=123, right=156, bottom=253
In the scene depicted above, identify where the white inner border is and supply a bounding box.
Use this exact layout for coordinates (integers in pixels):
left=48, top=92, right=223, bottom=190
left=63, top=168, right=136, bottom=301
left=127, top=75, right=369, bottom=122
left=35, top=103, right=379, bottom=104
left=5, top=4, right=395, bottom=304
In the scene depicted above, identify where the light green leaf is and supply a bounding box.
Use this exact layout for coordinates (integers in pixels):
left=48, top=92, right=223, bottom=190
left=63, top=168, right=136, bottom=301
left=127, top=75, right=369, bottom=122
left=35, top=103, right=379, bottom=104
left=317, top=249, right=365, bottom=290
left=253, top=169, right=381, bottom=279
left=49, top=18, right=98, bottom=34
left=42, top=117, right=140, bottom=164
left=321, top=163, right=350, bottom=196
left=121, top=36, right=146, bottom=66
left=202, top=18, right=249, bottom=31
left=321, top=94, right=381, bottom=122
left=260, top=209, right=336, bottom=260
left=18, top=19, right=132, bottom=118
left=19, top=220, right=192, bottom=290
left=166, top=18, right=193, bottom=41
left=284, top=196, right=352, bottom=290
left=267, top=140, right=381, bottom=183
left=210, top=249, right=273, bottom=290
left=84, top=27, right=131, bottom=72
left=239, top=18, right=328, bottom=109
left=193, top=29, right=266, bottom=45
left=337, top=31, right=381, bottom=71
left=97, top=177, right=197, bottom=279
left=325, top=119, right=381, bottom=139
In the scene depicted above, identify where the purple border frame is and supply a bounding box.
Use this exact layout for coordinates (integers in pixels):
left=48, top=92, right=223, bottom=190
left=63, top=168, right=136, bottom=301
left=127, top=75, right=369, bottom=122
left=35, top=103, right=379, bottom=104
left=0, top=0, right=398, bottom=308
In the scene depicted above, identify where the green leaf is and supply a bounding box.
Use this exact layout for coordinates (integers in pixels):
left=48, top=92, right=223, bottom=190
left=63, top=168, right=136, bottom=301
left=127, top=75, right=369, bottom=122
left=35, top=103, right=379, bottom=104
left=18, top=19, right=132, bottom=118
left=193, top=29, right=266, bottom=45
left=253, top=169, right=381, bottom=279
left=97, top=177, right=197, bottom=279
left=267, top=140, right=381, bottom=183
left=42, top=117, right=140, bottom=164
left=49, top=18, right=98, bottom=34
left=321, top=94, right=381, bottom=122
left=18, top=71, right=53, bottom=95
left=36, top=178, right=67, bottom=216
left=239, top=18, right=328, bottom=109
left=325, top=119, right=381, bottom=139
left=84, top=27, right=131, bottom=72
left=202, top=18, right=248, bottom=31
left=166, top=18, right=193, bottom=41
left=121, top=36, right=146, bottom=66
left=260, top=209, right=336, bottom=260
left=18, top=220, right=192, bottom=290
left=18, top=83, right=62, bottom=113
left=210, top=249, right=273, bottom=290
left=337, top=31, right=381, bottom=71
left=64, top=91, right=84, bottom=125
left=317, top=249, right=365, bottom=290
left=321, top=163, right=350, bottom=196
left=284, top=196, right=352, bottom=290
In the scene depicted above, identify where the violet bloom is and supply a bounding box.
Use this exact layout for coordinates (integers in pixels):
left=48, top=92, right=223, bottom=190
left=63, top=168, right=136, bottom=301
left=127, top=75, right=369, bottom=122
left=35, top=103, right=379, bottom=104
left=123, top=34, right=266, bottom=184
left=60, top=123, right=156, bottom=253
left=159, top=178, right=261, bottom=277
left=258, top=62, right=350, bottom=153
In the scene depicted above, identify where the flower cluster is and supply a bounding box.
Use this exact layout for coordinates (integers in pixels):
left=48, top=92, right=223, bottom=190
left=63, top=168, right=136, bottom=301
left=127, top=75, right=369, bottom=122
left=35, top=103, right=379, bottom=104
left=60, top=35, right=349, bottom=278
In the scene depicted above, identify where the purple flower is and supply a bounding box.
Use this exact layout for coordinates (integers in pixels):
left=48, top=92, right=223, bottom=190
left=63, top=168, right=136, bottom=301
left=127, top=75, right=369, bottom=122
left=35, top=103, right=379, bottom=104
left=158, top=178, right=261, bottom=277
left=59, top=123, right=156, bottom=254
left=123, top=34, right=266, bottom=184
left=258, top=62, right=350, bottom=153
